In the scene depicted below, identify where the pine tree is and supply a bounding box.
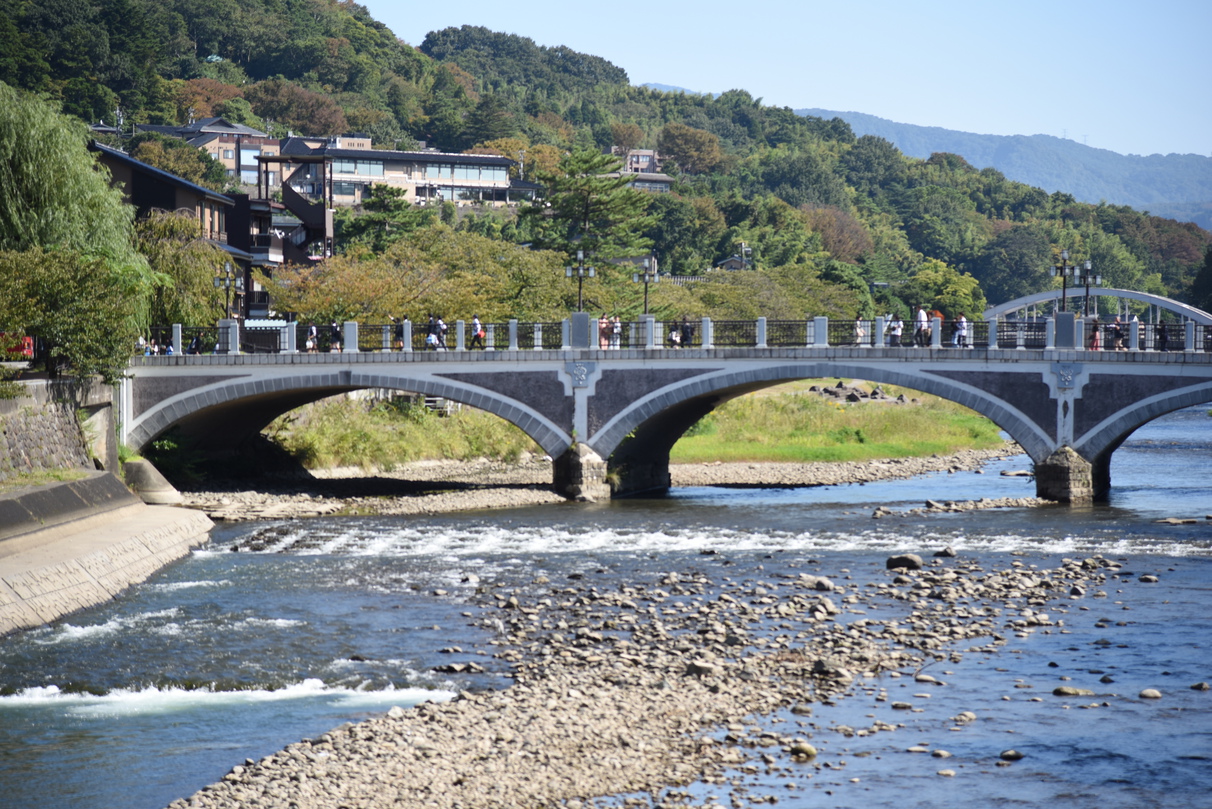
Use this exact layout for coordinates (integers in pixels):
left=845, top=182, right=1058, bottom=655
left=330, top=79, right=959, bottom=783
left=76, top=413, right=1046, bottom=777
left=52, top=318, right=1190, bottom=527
left=524, top=148, right=654, bottom=262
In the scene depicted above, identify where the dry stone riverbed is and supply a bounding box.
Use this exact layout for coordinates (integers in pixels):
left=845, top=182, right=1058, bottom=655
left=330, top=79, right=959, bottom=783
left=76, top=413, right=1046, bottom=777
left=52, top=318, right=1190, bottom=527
left=180, top=446, right=1041, bottom=522
left=166, top=546, right=1199, bottom=809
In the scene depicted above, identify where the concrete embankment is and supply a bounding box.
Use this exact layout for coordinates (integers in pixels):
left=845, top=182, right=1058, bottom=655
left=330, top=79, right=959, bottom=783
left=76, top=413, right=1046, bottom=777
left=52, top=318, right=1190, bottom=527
left=0, top=471, right=213, bottom=636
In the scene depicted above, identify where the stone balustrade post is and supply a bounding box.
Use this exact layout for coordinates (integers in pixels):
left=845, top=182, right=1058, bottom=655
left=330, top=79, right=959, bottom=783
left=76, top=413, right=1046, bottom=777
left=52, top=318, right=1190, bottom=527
left=814, top=317, right=828, bottom=347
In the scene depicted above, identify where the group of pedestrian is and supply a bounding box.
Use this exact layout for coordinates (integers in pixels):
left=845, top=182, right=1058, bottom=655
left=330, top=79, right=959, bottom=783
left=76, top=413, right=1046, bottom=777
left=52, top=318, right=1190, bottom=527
left=1089, top=315, right=1133, bottom=351
left=875, top=306, right=970, bottom=348
left=666, top=317, right=694, bottom=349
left=425, top=315, right=448, bottom=350
left=597, top=314, right=623, bottom=349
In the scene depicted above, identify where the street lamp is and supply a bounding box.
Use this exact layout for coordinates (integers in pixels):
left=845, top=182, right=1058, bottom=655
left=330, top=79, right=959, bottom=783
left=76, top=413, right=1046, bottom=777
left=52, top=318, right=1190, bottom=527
left=565, top=249, right=595, bottom=312
left=214, top=261, right=244, bottom=319
left=1050, top=249, right=1078, bottom=313
left=1075, top=259, right=1101, bottom=316
left=632, top=255, right=660, bottom=314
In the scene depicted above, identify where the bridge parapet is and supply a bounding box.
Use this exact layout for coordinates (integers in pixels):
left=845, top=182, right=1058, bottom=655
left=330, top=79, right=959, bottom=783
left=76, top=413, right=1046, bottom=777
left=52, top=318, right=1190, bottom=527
left=150, top=315, right=1212, bottom=357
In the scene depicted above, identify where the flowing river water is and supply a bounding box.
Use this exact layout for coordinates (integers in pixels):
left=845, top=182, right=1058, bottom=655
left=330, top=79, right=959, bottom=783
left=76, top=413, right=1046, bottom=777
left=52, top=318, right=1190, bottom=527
left=1, top=407, right=1210, bottom=809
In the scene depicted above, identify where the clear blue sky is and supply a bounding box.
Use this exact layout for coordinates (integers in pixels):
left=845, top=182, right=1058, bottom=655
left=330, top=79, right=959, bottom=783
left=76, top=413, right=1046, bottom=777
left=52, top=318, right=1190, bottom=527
left=361, top=0, right=1209, bottom=158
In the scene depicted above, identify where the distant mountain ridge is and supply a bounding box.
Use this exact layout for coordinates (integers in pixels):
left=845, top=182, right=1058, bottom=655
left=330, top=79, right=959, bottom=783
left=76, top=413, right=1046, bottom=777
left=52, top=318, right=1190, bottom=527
left=799, top=108, right=1212, bottom=229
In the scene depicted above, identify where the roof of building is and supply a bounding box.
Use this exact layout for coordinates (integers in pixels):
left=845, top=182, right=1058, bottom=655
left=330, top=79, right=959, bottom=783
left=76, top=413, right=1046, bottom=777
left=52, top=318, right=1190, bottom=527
left=274, top=137, right=513, bottom=166
left=88, top=140, right=232, bottom=206
left=136, top=117, right=270, bottom=138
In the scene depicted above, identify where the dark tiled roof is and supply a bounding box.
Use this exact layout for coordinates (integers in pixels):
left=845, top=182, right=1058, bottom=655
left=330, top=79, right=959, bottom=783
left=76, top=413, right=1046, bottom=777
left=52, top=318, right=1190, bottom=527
left=88, top=141, right=232, bottom=205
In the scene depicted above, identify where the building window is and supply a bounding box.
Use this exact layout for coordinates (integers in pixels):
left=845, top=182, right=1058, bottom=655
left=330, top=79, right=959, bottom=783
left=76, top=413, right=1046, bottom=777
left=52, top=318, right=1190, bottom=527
left=334, top=159, right=384, bottom=176
left=425, top=163, right=451, bottom=180
left=224, top=150, right=234, bottom=159
left=333, top=181, right=361, bottom=197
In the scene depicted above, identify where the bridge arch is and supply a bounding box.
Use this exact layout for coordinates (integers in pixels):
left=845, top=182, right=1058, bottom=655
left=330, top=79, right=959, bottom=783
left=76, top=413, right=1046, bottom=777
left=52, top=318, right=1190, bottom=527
left=1073, top=381, right=1212, bottom=497
left=592, top=362, right=1058, bottom=496
left=127, top=369, right=573, bottom=460
left=984, top=287, right=1212, bottom=325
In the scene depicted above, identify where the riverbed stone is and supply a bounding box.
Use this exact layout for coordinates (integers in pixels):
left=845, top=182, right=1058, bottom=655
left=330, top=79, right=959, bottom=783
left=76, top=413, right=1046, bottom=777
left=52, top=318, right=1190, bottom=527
left=886, top=554, right=924, bottom=571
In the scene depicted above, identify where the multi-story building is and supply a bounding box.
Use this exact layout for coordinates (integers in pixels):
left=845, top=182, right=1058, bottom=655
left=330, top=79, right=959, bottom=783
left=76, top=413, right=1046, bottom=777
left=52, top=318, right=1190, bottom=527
left=259, top=135, right=531, bottom=207
left=607, top=148, right=673, bottom=193
left=135, top=117, right=282, bottom=186
left=89, top=141, right=285, bottom=320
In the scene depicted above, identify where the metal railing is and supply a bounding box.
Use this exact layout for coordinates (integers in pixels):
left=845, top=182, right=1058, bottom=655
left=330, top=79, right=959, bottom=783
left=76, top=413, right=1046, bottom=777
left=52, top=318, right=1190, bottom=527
left=138, top=316, right=1212, bottom=357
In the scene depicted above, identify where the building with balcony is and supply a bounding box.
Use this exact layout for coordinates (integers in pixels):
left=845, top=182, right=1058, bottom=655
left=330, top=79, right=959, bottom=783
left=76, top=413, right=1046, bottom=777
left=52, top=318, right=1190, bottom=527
left=260, top=136, right=529, bottom=208
left=89, top=141, right=271, bottom=319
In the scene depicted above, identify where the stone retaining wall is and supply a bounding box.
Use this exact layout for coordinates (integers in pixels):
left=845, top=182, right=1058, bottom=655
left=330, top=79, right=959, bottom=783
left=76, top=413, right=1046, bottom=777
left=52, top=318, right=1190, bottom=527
left=0, top=378, right=118, bottom=481
left=0, top=380, right=212, bottom=636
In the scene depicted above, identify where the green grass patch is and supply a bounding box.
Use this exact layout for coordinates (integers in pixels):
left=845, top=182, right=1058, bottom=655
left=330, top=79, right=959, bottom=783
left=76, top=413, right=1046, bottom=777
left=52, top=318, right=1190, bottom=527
left=670, top=380, right=1004, bottom=464
left=266, top=396, right=542, bottom=470
left=0, top=467, right=90, bottom=493
left=264, top=382, right=1004, bottom=472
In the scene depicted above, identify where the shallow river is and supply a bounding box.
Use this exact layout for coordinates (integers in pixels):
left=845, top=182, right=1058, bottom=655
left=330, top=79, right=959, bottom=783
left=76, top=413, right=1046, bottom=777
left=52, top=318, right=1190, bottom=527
left=1, top=408, right=1209, bottom=809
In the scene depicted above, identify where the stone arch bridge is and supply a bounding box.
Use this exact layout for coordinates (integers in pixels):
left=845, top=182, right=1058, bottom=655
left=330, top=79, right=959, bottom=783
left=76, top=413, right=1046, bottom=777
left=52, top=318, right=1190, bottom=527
left=121, top=314, right=1212, bottom=503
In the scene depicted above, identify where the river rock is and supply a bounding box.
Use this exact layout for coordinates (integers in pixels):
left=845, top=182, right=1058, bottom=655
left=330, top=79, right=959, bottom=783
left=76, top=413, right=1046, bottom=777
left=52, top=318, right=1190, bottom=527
left=1140, top=688, right=1163, bottom=699
left=1054, top=686, right=1096, bottom=697
left=886, top=554, right=924, bottom=571
left=1000, top=749, right=1025, bottom=761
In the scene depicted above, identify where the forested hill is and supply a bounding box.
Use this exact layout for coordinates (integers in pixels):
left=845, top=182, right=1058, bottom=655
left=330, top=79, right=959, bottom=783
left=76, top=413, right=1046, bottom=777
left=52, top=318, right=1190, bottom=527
left=800, top=108, right=1212, bottom=229
left=4, top=0, right=1212, bottom=321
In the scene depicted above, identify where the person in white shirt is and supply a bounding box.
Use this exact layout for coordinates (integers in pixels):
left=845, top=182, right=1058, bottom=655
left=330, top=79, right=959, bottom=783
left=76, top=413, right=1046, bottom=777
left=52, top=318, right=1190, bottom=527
left=953, top=312, right=969, bottom=347
left=914, top=305, right=929, bottom=346
left=888, top=314, right=904, bottom=347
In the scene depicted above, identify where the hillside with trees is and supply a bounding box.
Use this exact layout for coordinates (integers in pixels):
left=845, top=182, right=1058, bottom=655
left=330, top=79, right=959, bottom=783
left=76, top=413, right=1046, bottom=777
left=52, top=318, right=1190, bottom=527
left=800, top=108, right=1212, bottom=230
left=3, top=0, right=1212, bottom=378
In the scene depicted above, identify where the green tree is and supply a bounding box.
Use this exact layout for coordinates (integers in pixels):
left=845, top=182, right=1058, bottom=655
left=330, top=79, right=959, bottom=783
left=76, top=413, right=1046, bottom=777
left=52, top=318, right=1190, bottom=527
left=460, top=94, right=517, bottom=150
left=658, top=121, right=725, bottom=174
left=128, top=132, right=226, bottom=190
left=901, top=258, right=987, bottom=319
left=136, top=209, right=228, bottom=326
left=965, top=224, right=1053, bottom=305
left=335, top=184, right=438, bottom=253
left=524, top=148, right=654, bottom=261
left=0, top=82, right=140, bottom=263
left=258, top=225, right=567, bottom=324
left=643, top=194, right=727, bottom=275
left=1190, top=247, right=1212, bottom=313
left=0, top=248, right=144, bottom=383
left=610, top=122, right=644, bottom=153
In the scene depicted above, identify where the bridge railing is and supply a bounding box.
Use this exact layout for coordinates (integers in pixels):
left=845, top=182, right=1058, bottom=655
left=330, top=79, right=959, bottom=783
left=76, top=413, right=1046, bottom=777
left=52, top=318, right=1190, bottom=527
left=144, top=316, right=1212, bottom=357
left=996, top=320, right=1048, bottom=349
left=828, top=319, right=872, bottom=347
left=712, top=320, right=759, bottom=347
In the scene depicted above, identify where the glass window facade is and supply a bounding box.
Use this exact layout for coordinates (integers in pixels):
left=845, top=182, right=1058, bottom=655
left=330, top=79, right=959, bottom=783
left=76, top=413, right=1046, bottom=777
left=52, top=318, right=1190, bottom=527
left=334, top=159, right=384, bottom=176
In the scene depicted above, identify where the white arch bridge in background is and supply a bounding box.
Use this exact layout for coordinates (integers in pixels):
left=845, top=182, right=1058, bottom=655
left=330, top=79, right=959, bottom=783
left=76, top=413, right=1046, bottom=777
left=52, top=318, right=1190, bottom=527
left=984, top=287, right=1212, bottom=326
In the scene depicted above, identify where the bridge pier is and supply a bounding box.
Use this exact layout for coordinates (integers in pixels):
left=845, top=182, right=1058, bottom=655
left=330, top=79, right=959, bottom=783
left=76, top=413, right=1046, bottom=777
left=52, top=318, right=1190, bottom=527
left=1034, top=446, right=1094, bottom=503
left=552, top=443, right=611, bottom=502
left=610, top=456, right=672, bottom=498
